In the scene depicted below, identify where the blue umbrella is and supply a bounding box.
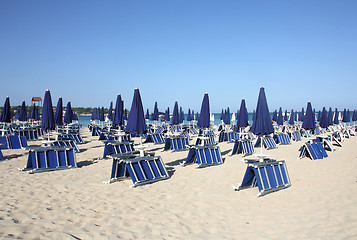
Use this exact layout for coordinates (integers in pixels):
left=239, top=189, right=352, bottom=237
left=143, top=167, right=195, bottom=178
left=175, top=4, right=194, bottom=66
left=342, top=109, right=350, bottom=123
left=27, top=108, right=32, bottom=120
left=15, top=110, right=20, bottom=120
left=34, top=105, right=40, bottom=121
left=252, top=110, right=256, bottom=123
left=172, top=102, right=180, bottom=125
left=288, top=109, right=294, bottom=125
left=64, top=101, right=73, bottom=124
left=123, top=109, right=128, bottom=121
left=237, top=98, right=249, bottom=128
left=302, top=101, right=315, bottom=131
left=327, top=107, right=333, bottom=126
left=319, top=107, right=328, bottom=129
left=272, top=110, right=278, bottom=122
left=312, top=109, right=316, bottom=122
left=224, top=107, right=231, bottom=125
left=333, top=108, right=339, bottom=124
left=99, top=107, right=105, bottom=122
left=152, top=102, right=159, bottom=121
left=107, top=102, right=113, bottom=121
left=250, top=87, right=274, bottom=136
left=72, top=112, right=78, bottom=121
left=300, top=108, right=305, bottom=122
left=187, top=109, right=192, bottom=121
left=317, top=110, right=321, bottom=122
left=197, top=93, right=210, bottom=129
left=220, top=109, right=224, bottom=121
left=179, top=107, right=184, bottom=124
left=284, top=110, right=288, bottom=121
left=164, top=107, right=170, bottom=122
left=125, top=88, right=147, bottom=134
left=54, top=97, right=63, bottom=126
left=0, top=96, right=11, bottom=123
left=277, top=107, right=284, bottom=126
left=41, top=89, right=55, bottom=133
left=191, top=110, right=195, bottom=121
left=18, top=101, right=27, bottom=121
left=352, top=109, right=357, bottom=122
left=113, top=94, right=124, bottom=126
left=145, top=109, right=150, bottom=120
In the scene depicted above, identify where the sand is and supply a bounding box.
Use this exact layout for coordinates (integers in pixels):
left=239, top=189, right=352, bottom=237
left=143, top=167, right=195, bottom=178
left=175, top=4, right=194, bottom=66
left=0, top=128, right=356, bottom=239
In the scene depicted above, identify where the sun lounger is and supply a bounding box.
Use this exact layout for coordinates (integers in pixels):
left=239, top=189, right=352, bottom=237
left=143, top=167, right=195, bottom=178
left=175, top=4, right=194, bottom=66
left=103, top=141, right=136, bottom=158
left=108, top=153, right=169, bottom=187
left=291, top=131, right=302, bottom=141
left=144, top=133, right=165, bottom=144
left=163, top=135, right=190, bottom=151
left=273, top=133, right=291, bottom=145
left=299, top=142, right=328, bottom=160
left=218, top=131, right=239, bottom=143
left=22, top=146, right=77, bottom=173
left=254, top=136, right=277, bottom=150
left=182, top=145, right=223, bottom=167
left=230, top=139, right=255, bottom=156
left=233, top=159, right=291, bottom=197
left=0, top=135, right=28, bottom=149
left=57, top=133, right=84, bottom=144
left=50, top=140, right=80, bottom=153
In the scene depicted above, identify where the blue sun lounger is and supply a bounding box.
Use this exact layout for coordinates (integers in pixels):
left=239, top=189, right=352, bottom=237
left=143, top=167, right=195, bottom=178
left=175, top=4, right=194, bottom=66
left=195, top=132, right=216, bottom=146
left=291, top=131, right=302, bottom=141
left=218, top=131, right=240, bottom=143
left=108, top=153, right=169, bottom=187
left=57, top=133, right=84, bottom=144
left=273, top=133, right=291, bottom=145
left=254, top=136, right=277, bottom=150
left=163, top=135, right=190, bottom=151
left=144, top=133, right=165, bottom=144
left=0, top=135, right=28, bottom=149
left=231, top=139, right=255, bottom=156
left=22, top=146, right=77, bottom=173
left=233, top=159, right=291, bottom=197
left=182, top=145, right=223, bottom=167
left=50, top=140, right=80, bottom=153
left=314, top=137, right=336, bottom=152
left=0, top=148, right=4, bottom=160
left=299, top=142, right=328, bottom=160
left=103, top=141, right=136, bottom=158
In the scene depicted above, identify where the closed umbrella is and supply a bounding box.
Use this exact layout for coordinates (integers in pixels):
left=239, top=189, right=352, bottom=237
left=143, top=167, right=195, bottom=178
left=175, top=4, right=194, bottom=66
left=54, top=97, right=63, bottom=126
left=18, top=101, right=27, bottom=122
left=41, top=89, right=55, bottom=139
left=197, top=93, right=210, bottom=129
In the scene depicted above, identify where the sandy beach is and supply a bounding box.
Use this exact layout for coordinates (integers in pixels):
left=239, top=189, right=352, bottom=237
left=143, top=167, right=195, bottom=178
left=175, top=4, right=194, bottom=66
left=0, top=127, right=356, bottom=239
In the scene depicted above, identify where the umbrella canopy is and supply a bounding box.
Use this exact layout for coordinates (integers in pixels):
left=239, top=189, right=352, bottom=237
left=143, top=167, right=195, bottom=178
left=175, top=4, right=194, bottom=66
left=113, top=94, right=124, bottom=126
left=302, top=101, right=315, bottom=130
left=197, top=93, right=210, bottom=129
left=288, top=109, right=294, bottom=125
left=171, top=102, right=180, bottom=125
left=152, top=102, right=159, bottom=121
left=145, top=109, right=150, bottom=120
left=327, top=107, right=333, bottom=126
left=220, top=109, right=224, bottom=120
left=54, top=97, right=63, bottom=126
left=319, top=107, right=328, bottom=129
left=300, top=108, right=305, bottom=122
left=224, top=107, right=230, bottom=125
left=18, top=101, right=27, bottom=121
left=34, top=105, right=40, bottom=121
left=41, top=89, right=55, bottom=131
left=164, top=107, right=170, bottom=122
left=277, top=107, right=284, bottom=126
left=125, top=88, right=147, bottom=134
left=333, top=108, right=339, bottom=124
left=284, top=110, right=288, bottom=121
left=187, top=109, right=192, bottom=121
left=352, top=109, right=357, bottom=122
left=237, top=98, right=249, bottom=128
left=99, top=107, right=105, bottom=122
left=0, top=96, right=11, bottom=123
left=64, top=101, right=73, bottom=124
left=179, top=107, right=184, bottom=123
left=272, top=110, right=278, bottom=122
left=107, top=102, right=113, bottom=121
left=250, top=87, right=274, bottom=136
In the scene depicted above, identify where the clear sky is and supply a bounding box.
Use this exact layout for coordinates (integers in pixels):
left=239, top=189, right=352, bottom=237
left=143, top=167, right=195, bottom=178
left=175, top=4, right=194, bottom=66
left=0, top=0, right=356, bottom=113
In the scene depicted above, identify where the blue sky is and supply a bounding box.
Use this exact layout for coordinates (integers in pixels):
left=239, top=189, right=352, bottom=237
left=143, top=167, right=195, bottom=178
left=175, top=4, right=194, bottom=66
left=0, top=0, right=356, bottom=113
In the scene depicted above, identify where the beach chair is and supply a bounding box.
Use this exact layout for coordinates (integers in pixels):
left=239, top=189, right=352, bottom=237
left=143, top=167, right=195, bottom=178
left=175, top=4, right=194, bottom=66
left=0, top=148, right=4, bottom=160
left=254, top=136, right=277, bottom=150
left=103, top=141, right=136, bottom=158
left=57, top=133, right=84, bottom=144
left=22, top=146, right=77, bottom=173
left=299, top=142, right=328, bottom=160
left=233, top=159, right=291, bottom=197
left=108, top=153, right=169, bottom=187
left=51, top=140, right=80, bottom=153
left=291, top=131, right=302, bottom=141
left=314, top=137, right=336, bottom=152
left=218, top=131, right=239, bottom=143
left=144, top=133, right=165, bottom=144
left=0, top=135, right=27, bottom=149
left=182, top=145, right=223, bottom=167
left=230, top=139, right=255, bottom=156
left=163, top=135, right=190, bottom=152
left=195, top=132, right=216, bottom=146
left=273, top=133, right=291, bottom=145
